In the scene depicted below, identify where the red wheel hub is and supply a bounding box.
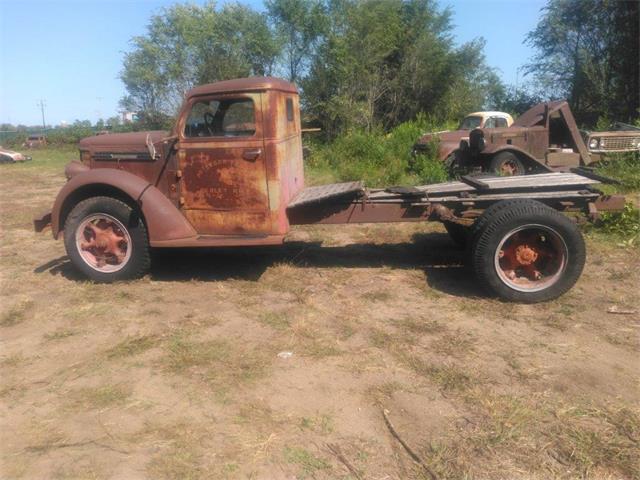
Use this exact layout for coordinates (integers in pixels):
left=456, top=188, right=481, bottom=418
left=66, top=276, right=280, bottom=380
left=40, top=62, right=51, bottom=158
left=75, top=215, right=131, bottom=272
left=496, top=229, right=565, bottom=288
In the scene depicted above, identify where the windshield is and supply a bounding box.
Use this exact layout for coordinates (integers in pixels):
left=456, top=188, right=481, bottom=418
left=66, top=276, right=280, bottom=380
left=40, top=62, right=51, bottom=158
left=459, top=116, right=482, bottom=130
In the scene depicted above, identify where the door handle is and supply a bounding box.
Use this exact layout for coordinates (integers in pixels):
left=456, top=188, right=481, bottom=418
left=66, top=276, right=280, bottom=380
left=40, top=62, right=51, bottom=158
left=242, top=148, right=262, bottom=161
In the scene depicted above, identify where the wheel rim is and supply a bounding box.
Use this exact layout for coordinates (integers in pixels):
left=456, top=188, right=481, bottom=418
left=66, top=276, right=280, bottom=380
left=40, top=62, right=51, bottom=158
left=493, top=224, right=568, bottom=292
left=500, top=159, right=519, bottom=176
left=75, top=214, right=132, bottom=273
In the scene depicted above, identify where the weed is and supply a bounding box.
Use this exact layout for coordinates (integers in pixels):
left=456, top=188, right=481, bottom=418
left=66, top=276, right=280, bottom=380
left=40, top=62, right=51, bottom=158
left=431, top=329, right=476, bottom=358
left=0, top=299, right=33, bottom=327
left=68, top=385, right=130, bottom=409
left=43, top=329, right=78, bottom=341
left=594, top=203, right=640, bottom=246
left=594, top=152, right=640, bottom=192
left=163, top=333, right=270, bottom=390
left=306, top=117, right=450, bottom=188
left=106, top=334, right=158, bottom=359
left=402, top=354, right=473, bottom=392
left=299, top=413, right=334, bottom=435
left=283, top=446, right=331, bottom=477
left=259, top=311, right=291, bottom=331
left=361, top=290, right=393, bottom=302
left=395, top=317, right=446, bottom=335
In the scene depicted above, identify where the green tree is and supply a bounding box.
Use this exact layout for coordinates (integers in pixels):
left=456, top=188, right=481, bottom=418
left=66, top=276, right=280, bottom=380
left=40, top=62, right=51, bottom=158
left=525, top=0, right=639, bottom=124
left=120, top=2, right=279, bottom=119
left=266, top=0, right=327, bottom=82
left=303, top=0, right=502, bottom=137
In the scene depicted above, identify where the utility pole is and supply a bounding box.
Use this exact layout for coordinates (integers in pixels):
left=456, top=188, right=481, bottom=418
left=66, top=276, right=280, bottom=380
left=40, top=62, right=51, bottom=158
left=37, top=99, right=47, bottom=131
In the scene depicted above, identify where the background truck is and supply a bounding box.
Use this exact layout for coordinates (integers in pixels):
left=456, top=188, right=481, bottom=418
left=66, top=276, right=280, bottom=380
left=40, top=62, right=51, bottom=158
left=414, top=100, right=597, bottom=176
left=412, top=111, right=513, bottom=159
left=34, top=77, right=624, bottom=303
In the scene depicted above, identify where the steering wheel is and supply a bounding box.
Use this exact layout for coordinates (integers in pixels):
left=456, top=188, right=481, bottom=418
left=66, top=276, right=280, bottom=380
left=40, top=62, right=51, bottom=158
left=203, top=112, right=215, bottom=135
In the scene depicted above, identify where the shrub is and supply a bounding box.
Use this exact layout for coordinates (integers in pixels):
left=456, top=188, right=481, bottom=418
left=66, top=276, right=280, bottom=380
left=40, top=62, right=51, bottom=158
left=305, top=116, right=452, bottom=187
left=596, top=203, right=640, bottom=246
left=594, top=152, right=640, bottom=193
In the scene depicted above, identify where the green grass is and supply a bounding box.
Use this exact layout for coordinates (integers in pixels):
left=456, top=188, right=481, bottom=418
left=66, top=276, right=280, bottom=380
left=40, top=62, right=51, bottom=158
left=4, top=146, right=76, bottom=174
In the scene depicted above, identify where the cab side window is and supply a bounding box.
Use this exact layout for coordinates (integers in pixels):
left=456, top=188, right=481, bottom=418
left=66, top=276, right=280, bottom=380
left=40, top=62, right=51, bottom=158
left=494, top=117, right=508, bottom=128
left=184, top=98, right=256, bottom=138
left=484, top=117, right=496, bottom=128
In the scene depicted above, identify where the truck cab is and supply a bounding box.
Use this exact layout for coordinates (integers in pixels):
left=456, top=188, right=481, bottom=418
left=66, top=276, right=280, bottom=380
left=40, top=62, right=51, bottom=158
left=63, top=77, right=304, bottom=247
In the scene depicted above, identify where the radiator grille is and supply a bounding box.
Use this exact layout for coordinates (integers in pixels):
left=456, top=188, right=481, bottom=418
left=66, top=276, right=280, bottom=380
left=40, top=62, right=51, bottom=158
left=597, top=136, right=639, bottom=151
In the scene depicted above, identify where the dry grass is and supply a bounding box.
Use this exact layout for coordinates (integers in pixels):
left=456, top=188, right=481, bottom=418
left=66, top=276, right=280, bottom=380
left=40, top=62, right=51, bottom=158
left=105, top=334, right=159, bottom=359
left=1, top=147, right=639, bottom=479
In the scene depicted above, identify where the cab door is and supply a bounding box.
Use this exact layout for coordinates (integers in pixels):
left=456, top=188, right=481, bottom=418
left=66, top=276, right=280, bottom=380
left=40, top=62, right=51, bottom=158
left=177, top=93, right=271, bottom=235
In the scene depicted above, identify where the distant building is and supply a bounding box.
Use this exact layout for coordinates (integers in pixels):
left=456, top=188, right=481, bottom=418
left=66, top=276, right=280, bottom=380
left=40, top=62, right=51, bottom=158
left=121, top=111, right=136, bottom=123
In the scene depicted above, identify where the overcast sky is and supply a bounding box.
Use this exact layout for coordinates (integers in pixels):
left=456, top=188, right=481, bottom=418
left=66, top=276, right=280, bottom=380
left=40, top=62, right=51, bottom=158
left=0, top=0, right=546, bottom=126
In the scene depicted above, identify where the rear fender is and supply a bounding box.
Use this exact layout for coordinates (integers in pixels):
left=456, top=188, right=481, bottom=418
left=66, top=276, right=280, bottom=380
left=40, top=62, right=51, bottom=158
left=483, top=145, right=552, bottom=172
left=51, top=168, right=196, bottom=243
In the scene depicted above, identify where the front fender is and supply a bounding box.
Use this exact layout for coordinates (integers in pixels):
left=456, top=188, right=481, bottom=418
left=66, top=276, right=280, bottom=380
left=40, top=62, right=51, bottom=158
left=51, top=168, right=196, bottom=243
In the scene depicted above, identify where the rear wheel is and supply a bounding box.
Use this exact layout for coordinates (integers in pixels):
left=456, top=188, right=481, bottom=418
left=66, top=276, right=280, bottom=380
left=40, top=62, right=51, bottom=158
left=63, top=196, right=150, bottom=282
left=443, top=221, right=469, bottom=248
left=471, top=199, right=585, bottom=303
left=490, top=151, right=525, bottom=176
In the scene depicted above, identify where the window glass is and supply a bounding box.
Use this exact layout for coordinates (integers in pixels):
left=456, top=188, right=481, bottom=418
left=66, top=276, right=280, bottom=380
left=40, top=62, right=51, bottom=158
left=494, top=117, right=508, bottom=128
left=459, top=116, right=482, bottom=130
left=484, top=117, right=496, bottom=128
left=286, top=98, right=294, bottom=121
left=184, top=98, right=255, bottom=138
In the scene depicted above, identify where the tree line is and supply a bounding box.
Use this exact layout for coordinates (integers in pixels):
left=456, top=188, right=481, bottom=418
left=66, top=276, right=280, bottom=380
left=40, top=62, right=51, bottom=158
left=120, top=0, right=638, bottom=135
left=120, top=0, right=504, bottom=135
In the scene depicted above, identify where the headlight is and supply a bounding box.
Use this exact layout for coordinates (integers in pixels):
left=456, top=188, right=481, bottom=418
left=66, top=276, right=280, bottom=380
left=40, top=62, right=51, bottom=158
left=589, top=138, right=599, bottom=149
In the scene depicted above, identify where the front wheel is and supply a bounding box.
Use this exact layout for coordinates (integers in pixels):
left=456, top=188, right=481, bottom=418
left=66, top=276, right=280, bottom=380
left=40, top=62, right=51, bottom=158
left=471, top=199, right=585, bottom=303
left=63, top=196, right=150, bottom=282
left=489, top=151, right=525, bottom=176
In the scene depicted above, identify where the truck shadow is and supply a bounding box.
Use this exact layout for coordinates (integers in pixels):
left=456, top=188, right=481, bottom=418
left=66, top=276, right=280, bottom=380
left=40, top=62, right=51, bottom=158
left=33, top=232, right=485, bottom=298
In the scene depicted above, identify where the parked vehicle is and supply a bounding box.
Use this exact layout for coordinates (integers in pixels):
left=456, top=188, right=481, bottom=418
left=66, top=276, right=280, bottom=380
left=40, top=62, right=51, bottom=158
left=583, top=122, right=640, bottom=160
left=412, top=111, right=513, bottom=159
left=34, top=78, right=624, bottom=303
left=24, top=134, right=47, bottom=148
left=0, top=147, right=32, bottom=163
left=414, top=101, right=596, bottom=176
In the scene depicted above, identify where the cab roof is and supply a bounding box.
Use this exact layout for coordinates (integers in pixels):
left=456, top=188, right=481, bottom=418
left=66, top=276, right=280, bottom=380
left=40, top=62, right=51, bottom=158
left=466, top=111, right=513, bottom=119
left=186, top=77, right=298, bottom=98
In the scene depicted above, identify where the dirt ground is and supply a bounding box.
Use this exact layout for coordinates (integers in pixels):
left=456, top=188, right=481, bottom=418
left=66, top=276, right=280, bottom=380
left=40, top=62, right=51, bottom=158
left=1, top=150, right=639, bottom=479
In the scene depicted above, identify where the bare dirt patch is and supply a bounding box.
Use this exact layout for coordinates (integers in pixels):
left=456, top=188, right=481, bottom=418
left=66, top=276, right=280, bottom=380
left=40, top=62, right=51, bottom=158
left=1, top=156, right=639, bottom=479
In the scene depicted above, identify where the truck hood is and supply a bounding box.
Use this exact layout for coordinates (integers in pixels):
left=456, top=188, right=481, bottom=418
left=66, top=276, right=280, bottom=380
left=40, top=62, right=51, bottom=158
left=416, top=129, right=469, bottom=146
left=79, top=130, right=169, bottom=152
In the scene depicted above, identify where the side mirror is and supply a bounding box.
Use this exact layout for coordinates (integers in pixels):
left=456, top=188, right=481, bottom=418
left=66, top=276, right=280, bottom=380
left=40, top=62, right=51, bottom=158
left=146, top=134, right=157, bottom=160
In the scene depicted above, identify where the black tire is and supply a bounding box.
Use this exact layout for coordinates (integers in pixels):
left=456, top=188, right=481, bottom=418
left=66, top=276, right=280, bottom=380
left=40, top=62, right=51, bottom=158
left=445, top=152, right=466, bottom=179
left=443, top=221, right=469, bottom=248
left=63, top=196, right=150, bottom=282
left=489, top=151, right=525, bottom=176
left=471, top=199, right=585, bottom=303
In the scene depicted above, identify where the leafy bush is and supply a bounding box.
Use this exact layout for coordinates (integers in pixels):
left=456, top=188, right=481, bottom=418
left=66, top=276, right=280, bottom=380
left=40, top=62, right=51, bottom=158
left=305, top=116, right=452, bottom=187
left=590, top=203, right=640, bottom=247
left=594, top=152, right=640, bottom=192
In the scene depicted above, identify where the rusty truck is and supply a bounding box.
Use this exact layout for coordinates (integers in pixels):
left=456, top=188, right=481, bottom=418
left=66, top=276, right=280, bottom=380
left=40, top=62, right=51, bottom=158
left=414, top=100, right=598, bottom=176
left=34, top=78, right=624, bottom=303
